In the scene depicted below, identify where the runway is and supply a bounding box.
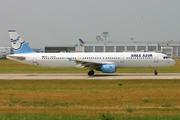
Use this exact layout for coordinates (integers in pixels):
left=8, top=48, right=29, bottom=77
left=0, top=73, right=180, bottom=80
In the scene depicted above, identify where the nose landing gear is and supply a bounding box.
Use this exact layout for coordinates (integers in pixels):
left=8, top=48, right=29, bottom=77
left=154, top=68, right=158, bottom=75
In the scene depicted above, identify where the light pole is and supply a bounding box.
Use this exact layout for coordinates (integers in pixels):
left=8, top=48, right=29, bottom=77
left=101, top=32, right=109, bottom=52
left=96, top=36, right=101, bottom=43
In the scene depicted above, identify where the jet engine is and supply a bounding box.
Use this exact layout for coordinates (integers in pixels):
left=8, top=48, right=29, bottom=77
left=101, top=64, right=116, bottom=73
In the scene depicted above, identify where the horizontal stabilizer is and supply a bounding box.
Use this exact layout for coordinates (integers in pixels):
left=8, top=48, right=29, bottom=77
left=6, top=55, right=26, bottom=61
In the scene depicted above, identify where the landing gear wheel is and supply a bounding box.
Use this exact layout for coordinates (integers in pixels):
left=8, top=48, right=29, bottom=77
left=154, top=68, right=158, bottom=75
left=154, top=72, right=158, bottom=75
left=88, top=70, right=94, bottom=76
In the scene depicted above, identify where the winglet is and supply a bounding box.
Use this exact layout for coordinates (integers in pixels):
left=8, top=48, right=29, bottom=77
left=8, top=30, right=36, bottom=54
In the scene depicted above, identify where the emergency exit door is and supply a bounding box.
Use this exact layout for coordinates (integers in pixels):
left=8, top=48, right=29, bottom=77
left=154, top=54, right=159, bottom=63
left=33, top=54, right=37, bottom=63
left=120, top=56, right=125, bottom=63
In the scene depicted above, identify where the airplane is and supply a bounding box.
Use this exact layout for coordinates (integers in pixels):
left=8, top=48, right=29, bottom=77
left=7, top=30, right=175, bottom=76
left=0, top=47, right=12, bottom=59
left=0, top=52, right=6, bottom=59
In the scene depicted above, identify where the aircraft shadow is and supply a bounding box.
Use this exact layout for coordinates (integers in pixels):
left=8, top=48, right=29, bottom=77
left=90, top=74, right=120, bottom=77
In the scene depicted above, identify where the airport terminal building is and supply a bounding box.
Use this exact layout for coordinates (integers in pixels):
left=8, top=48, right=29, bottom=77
left=83, top=42, right=180, bottom=58
left=44, top=41, right=180, bottom=59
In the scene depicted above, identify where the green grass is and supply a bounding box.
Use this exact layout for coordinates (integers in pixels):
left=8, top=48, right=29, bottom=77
left=0, top=114, right=96, bottom=120
left=0, top=80, right=180, bottom=117
left=0, top=113, right=180, bottom=120
left=0, top=59, right=180, bottom=119
left=0, top=59, right=180, bottom=73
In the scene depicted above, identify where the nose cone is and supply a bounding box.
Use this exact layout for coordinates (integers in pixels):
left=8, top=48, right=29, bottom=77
left=171, top=59, right=176, bottom=66
left=168, top=59, right=175, bottom=67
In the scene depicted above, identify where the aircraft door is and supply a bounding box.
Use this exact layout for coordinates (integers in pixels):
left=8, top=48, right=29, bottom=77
left=154, top=54, right=159, bottom=63
left=78, top=56, right=82, bottom=60
left=33, top=54, right=37, bottom=63
left=120, top=56, right=125, bottom=63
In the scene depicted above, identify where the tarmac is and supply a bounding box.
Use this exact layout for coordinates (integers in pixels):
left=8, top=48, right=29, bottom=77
left=0, top=73, right=180, bottom=80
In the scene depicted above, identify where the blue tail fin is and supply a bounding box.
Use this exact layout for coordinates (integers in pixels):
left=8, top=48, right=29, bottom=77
left=8, top=30, right=36, bottom=54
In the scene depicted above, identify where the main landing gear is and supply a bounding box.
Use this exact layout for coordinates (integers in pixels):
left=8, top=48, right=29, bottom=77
left=88, top=70, right=94, bottom=76
left=154, top=68, right=158, bottom=75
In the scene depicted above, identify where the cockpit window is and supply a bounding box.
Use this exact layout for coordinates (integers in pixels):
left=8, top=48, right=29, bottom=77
left=163, top=56, right=170, bottom=59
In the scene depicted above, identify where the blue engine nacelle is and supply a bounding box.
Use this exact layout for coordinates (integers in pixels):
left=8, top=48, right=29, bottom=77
left=102, top=64, right=116, bottom=73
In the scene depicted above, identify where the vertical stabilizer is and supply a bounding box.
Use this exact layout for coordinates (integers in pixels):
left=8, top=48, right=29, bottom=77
left=8, top=30, right=36, bottom=54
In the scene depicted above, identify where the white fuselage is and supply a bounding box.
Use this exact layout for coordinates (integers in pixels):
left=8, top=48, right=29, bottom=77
left=7, top=52, right=175, bottom=69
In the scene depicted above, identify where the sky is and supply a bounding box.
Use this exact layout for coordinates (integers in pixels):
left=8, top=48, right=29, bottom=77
left=0, top=0, right=180, bottom=48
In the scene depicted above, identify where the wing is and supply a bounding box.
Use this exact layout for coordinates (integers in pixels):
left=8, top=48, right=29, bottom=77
left=71, top=59, right=114, bottom=69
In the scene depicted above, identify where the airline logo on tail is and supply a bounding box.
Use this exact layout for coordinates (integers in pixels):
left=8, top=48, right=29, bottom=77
left=10, top=36, right=25, bottom=50
left=79, top=39, right=85, bottom=47
left=11, top=36, right=20, bottom=44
